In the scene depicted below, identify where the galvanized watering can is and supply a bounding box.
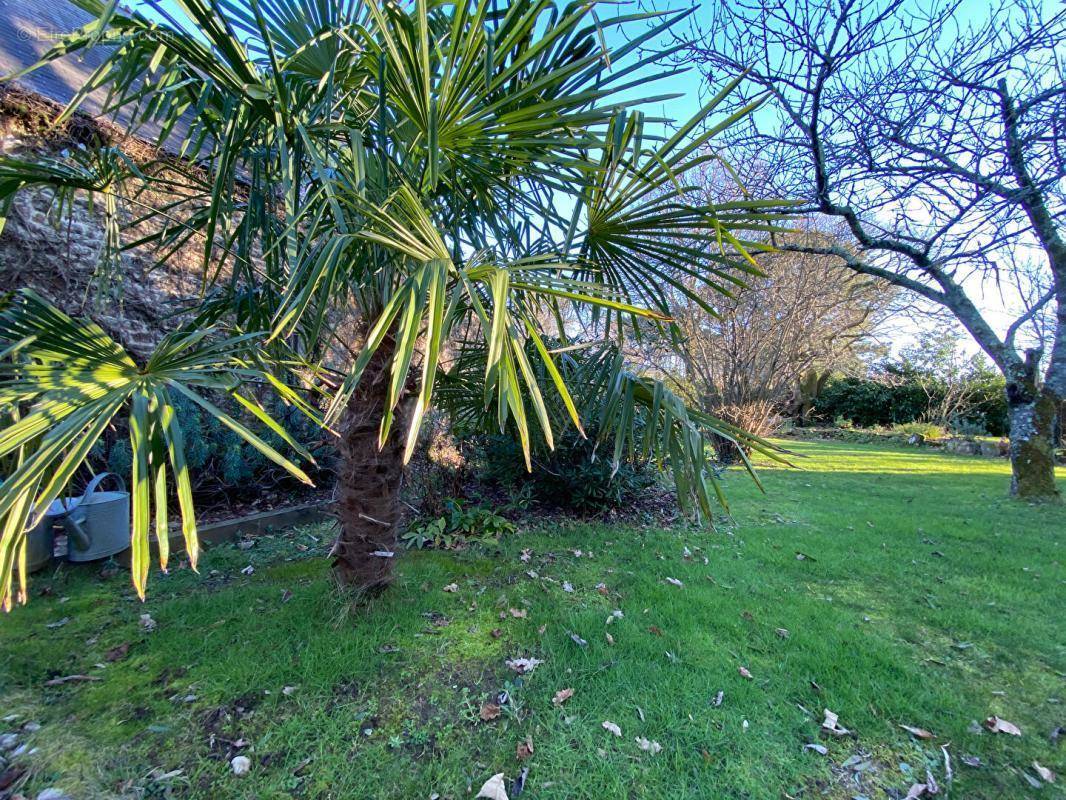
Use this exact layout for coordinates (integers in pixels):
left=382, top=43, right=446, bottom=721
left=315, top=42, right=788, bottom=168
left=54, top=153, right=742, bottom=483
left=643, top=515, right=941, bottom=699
left=25, top=501, right=64, bottom=573
left=60, top=472, right=131, bottom=562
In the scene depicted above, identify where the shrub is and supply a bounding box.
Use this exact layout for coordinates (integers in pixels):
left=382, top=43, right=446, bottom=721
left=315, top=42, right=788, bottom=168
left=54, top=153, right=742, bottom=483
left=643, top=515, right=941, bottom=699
left=476, top=429, right=656, bottom=515
left=401, top=499, right=515, bottom=550
left=814, top=374, right=1007, bottom=435
left=891, top=421, right=947, bottom=440
left=92, top=391, right=333, bottom=500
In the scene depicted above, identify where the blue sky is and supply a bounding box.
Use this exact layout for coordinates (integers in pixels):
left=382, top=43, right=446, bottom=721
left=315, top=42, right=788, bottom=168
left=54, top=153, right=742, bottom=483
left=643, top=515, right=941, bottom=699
left=141, top=0, right=1050, bottom=357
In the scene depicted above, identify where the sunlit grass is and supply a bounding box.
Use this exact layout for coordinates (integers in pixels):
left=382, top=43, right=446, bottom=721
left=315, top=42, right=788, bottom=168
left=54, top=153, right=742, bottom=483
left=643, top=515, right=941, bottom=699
left=0, top=439, right=1062, bottom=798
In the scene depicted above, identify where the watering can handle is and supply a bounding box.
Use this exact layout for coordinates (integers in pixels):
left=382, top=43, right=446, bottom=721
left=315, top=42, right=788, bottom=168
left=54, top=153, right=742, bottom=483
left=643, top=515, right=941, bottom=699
left=82, top=471, right=126, bottom=498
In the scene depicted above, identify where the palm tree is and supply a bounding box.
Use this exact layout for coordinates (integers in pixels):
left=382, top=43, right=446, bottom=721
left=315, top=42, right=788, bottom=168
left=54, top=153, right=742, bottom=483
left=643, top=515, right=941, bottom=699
left=0, top=0, right=788, bottom=608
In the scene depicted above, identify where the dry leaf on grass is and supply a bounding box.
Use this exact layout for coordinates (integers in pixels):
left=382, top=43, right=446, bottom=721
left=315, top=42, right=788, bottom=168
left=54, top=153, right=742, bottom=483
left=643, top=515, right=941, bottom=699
left=1033, top=762, right=1056, bottom=783
left=520, top=549, right=532, bottom=562
left=105, top=642, right=130, bottom=662
left=605, top=632, right=614, bottom=645
left=442, top=583, right=458, bottom=593
left=900, top=724, right=934, bottom=739
left=738, top=667, right=753, bottom=680
left=821, top=709, right=851, bottom=736
left=635, top=737, right=662, bottom=754
left=903, top=783, right=927, bottom=799
left=569, top=632, right=588, bottom=647
left=480, top=703, right=501, bottom=721
left=775, top=628, right=790, bottom=639
left=562, top=582, right=574, bottom=593
left=516, top=738, right=534, bottom=761
left=983, top=716, right=1021, bottom=735
left=506, top=657, right=542, bottom=675
left=602, top=720, right=622, bottom=737
left=665, top=577, right=684, bottom=587
left=605, top=609, right=624, bottom=625
left=804, top=743, right=828, bottom=755
left=475, top=773, right=509, bottom=800
left=552, top=688, right=574, bottom=706
left=43, top=674, right=101, bottom=686
left=508, top=608, right=527, bottom=619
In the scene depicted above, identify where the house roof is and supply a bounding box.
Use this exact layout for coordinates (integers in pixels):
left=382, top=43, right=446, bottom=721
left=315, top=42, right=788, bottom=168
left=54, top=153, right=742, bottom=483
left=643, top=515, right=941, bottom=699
left=0, top=0, right=193, bottom=148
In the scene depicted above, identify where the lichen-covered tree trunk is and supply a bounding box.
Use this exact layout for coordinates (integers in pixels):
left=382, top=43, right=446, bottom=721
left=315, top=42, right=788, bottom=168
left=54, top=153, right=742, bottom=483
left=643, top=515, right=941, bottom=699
left=331, top=339, right=412, bottom=592
left=1005, top=358, right=1061, bottom=502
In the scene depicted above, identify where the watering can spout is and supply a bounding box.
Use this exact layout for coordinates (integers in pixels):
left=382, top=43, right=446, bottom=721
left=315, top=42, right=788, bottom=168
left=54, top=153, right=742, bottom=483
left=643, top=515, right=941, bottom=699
left=65, top=514, right=91, bottom=550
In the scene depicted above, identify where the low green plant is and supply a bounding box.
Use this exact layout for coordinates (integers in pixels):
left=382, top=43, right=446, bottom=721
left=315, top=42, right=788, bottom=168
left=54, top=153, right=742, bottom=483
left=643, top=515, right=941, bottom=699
left=834, top=416, right=854, bottom=429
left=892, top=421, right=947, bottom=439
left=401, top=500, right=515, bottom=550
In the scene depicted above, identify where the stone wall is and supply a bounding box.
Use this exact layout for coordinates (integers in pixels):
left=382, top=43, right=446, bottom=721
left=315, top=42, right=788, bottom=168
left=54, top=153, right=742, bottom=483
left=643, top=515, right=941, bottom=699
left=0, top=86, right=211, bottom=357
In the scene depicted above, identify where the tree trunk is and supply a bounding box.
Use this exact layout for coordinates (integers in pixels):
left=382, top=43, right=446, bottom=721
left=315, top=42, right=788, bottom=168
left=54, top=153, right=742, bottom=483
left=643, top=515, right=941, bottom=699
left=331, top=340, right=412, bottom=592
left=1005, top=352, right=1061, bottom=502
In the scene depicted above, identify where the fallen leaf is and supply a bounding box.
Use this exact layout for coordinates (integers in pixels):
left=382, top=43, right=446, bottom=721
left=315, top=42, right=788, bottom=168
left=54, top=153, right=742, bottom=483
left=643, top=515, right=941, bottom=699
left=139, top=613, right=157, bottom=632
left=602, top=720, right=622, bottom=737
left=442, top=583, right=458, bottom=593
left=480, top=703, right=501, bottom=721
left=804, top=743, right=828, bottom=755
left=903, top=783, right=927, bottom=799
left=596, top=583, right=609, bottom=596
left=505, top=657, right=542, bottom=675
left=712, top=691, right=724, bottom=707
left=240, top=564, right=254, bottom=575
left=961, top=755, right=982, bottom=768
left=648, top=625, right=663, bottom=637
left=282, top=686, right=296, bottom=696
left=775, top=628, right=790, bottom=639
left=280, top=589, right=293, bottom=603
left=490, top=628, right=503, bottom=639
left=46, top=617, right=70, bottom=629
left=635, top=737, right=662, bottom=754
left=665, top=577, right=684, bottom=587
left=1033, top=762, right=1056, bottom=783
left=738, top=666, right=753, bottom=680
left=562, top=582, right=574, bottom=593
left=821, top=708, right=851, bottom=737
left=508, top=608, right=527, bottom=619
left=605, top=609, right=624, bottom=625
left=231, top=755, right=251, bottom=776
left=43, top=674, right=101, bottom=686
left=568, top=632, right=588, bottom=647
left=519, top=549, right=532, bottom=563
left=516, top=738, right=534, bottom=761
left=900, top=724, right=934, bottom=740
left=552, top=688, right=574, bottom=706
left=983, top=716, right=1021, bottom=736
left=105, top=642, right=130, bottom=662
left=605, top=632, right=614, bottom=645
left=475, top=773, right=508, bottom=800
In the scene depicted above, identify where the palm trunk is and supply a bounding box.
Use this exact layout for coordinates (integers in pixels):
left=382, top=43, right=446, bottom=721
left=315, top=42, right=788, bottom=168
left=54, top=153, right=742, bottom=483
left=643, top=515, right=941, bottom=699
left=1005, top=352, right=1061, bottom=502
left=331, top=339, right=412, bottom=592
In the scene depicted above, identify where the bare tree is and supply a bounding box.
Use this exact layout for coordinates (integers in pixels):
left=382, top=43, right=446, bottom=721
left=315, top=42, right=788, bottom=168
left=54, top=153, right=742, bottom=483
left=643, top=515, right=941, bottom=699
left=675, top=0, right=1065, bottom=499
left=636, top=226, right=891, bottom=459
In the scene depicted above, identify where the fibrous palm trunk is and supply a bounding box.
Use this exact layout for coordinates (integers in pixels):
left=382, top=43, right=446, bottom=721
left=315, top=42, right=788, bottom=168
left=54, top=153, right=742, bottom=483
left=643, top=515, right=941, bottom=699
left=331, top=340, right=411, bottom=592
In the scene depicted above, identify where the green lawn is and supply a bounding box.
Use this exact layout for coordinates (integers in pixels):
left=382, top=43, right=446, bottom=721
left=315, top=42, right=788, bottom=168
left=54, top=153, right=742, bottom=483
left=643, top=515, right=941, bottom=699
left=1, top=440, right=1063, bottom=799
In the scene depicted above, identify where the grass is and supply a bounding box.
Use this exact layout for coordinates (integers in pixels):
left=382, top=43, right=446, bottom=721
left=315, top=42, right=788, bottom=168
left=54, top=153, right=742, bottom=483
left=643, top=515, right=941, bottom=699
left=0, top=439, right=1063, bottom=799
